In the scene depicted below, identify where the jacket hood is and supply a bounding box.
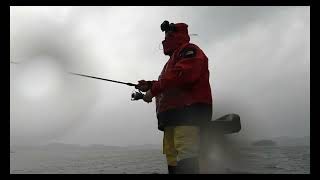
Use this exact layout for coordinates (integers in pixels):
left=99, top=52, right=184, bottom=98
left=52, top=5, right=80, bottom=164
left=162, top=23, right=190, bottom=56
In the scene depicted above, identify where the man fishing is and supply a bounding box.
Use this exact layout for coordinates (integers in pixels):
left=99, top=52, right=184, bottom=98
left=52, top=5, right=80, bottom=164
left=136, top=20, right=213, bottom=174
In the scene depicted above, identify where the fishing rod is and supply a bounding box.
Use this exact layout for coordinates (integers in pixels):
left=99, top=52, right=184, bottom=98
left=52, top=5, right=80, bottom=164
left=10, top=61, right=145, bottom=100
left=68, top=72, right=137, bottom=87
left=68, top=72, right=144, bottom=101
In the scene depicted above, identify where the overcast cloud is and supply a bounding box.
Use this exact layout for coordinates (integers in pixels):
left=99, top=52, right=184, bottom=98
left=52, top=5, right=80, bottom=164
left=10, top=6, right=310, bottom=146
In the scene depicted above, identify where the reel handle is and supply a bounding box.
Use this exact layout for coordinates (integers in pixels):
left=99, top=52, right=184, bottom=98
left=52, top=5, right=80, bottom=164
left=131, top=90, right=144, bottom=101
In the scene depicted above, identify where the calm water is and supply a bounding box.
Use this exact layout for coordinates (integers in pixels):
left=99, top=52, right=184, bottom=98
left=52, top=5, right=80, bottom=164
left=10, top=145, right=310, bottom=174
left=212, top=145, right=310, bottom=174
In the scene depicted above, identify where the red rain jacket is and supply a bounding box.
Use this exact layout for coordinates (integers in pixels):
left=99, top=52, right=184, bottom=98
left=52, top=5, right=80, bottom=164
left=150, top=42, right=212, bottom=114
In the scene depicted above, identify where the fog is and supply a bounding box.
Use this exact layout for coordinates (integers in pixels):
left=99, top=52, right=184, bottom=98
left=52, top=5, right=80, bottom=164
left=10, top=6, right=310, bottom=147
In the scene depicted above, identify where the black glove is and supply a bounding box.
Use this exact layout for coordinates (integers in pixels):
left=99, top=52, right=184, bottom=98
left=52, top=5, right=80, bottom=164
left=136, top=80, right=152, bottom=92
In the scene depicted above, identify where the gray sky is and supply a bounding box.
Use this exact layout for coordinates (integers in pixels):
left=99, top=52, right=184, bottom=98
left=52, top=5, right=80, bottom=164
left=10, top=6, right=310, bottom=146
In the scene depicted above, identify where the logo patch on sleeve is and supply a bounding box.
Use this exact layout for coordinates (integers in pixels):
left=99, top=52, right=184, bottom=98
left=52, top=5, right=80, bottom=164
left=185, top=51, right=194, bottom=56
left=180, top=48, right=196, bottom=58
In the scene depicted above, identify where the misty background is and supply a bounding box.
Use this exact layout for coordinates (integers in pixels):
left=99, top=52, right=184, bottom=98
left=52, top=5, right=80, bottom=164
left=10, top=6, right=310, bottom=147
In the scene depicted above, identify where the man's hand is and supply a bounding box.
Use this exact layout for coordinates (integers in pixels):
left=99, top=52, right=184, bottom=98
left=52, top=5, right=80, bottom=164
left=143, top=90, right=153, bottom=103
left=136, top=80, right=151, bottom=92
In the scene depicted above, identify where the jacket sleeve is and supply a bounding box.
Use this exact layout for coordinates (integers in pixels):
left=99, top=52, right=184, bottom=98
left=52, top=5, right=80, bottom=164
left=150, top=47, right=204, bottom=96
